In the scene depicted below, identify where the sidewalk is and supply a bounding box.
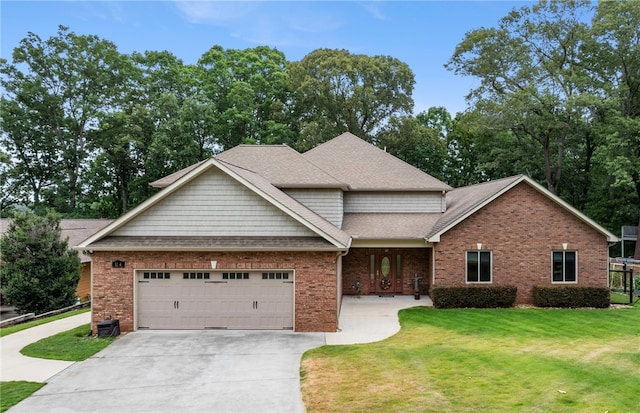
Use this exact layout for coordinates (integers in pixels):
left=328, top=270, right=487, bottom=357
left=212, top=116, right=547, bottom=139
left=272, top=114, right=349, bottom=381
left=0, top=312, right=92, bottom=382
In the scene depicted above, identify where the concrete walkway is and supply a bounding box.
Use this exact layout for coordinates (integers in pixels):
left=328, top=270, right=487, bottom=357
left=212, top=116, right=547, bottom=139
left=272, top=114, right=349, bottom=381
left=1, top=295, right=430, bottom=384
left=327, top=295, right=431, bottom=345
left=0, top=312, right=92, bottom=382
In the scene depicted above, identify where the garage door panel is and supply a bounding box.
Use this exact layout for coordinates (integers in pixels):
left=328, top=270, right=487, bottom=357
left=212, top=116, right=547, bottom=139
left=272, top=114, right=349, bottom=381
left=137, top=270, right=293, bottom=330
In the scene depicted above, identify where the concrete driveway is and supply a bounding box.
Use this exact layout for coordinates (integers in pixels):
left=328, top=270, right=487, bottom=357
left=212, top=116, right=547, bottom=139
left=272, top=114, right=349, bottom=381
left=9, top=330, right=325, bottom=413
left=7, top=296, right=428, bottom=412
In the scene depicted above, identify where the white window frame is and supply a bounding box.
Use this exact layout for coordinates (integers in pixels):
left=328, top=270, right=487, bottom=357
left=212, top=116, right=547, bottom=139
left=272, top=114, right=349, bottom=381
left=551, top=250, right=578, bottom=283
left=466, top=250, right=492, bottom=283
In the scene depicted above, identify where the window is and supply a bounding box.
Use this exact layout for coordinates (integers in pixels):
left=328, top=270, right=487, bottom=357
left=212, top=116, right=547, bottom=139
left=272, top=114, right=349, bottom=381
left=552, top=251, right=577, bottom=282
left=183, top=272, right=210, bottom=280
left=143, top=272, right=170, bottom=280
left=467, top=251, right=491, bottom=283
left=222, top=272, right=249, bottom=280
left=262, top=272, right=290, bottom=280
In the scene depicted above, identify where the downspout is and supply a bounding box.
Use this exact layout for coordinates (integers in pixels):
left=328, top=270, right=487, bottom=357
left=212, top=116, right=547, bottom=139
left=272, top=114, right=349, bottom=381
left=335, top=238, right=352, bottom=332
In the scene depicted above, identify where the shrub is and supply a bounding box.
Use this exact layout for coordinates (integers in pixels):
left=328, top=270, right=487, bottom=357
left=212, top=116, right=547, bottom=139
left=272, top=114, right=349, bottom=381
left=533, top=286, right=610, bottom=308
left=0, top=211, right=81, bottom=314
left=432, top=285, right=517, bottom=309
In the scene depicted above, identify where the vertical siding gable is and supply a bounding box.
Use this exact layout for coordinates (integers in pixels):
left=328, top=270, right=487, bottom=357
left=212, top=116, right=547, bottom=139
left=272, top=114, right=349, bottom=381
left=283, top=189, right=344, bottom=227
left=344, top=192, right=444, bottom=213
left=112, top=169, right=316, bottom=237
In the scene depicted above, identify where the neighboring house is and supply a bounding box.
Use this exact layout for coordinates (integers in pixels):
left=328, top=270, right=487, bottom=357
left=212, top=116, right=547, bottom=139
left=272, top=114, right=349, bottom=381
left=0, top=219, right=113, bottom=301
left=77, top=133, right=618, bottom=333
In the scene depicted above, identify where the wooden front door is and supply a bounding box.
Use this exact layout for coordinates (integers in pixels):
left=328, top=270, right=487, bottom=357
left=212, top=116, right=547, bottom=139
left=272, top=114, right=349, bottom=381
left=369, top=250, right=402, bottom=294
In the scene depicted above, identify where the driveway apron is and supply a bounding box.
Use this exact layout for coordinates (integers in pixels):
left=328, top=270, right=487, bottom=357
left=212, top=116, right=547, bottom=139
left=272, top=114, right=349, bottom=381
left=9, top=330, right=325, bottom=413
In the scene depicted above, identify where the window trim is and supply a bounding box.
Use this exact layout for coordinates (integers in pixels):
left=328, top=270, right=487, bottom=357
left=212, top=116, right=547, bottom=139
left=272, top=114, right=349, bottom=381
left=551, top=250, right=578, bottom=284
left=466, top=250, right=492, bottom=284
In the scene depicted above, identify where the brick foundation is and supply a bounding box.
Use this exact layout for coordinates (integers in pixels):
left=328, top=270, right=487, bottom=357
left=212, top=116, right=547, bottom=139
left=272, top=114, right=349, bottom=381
left=91, top=250, right=338, bottom=333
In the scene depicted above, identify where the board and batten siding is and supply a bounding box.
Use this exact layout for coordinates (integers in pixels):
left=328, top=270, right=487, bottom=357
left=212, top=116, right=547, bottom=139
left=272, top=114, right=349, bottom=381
left=284, top=189, right=344, bottom=227
left=113, top=169, right=317, bottom=237
left=344, top=192, right=445, bottom=213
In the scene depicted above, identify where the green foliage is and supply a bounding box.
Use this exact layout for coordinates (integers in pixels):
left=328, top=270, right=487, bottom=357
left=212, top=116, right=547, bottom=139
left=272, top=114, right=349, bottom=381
left=0, top=381, right=45, bottom=413
left=20, top=323, right=115, bottom=361
left=431, top=285, right=517, bottom=308
left=289, top=48, right=415, bottom=150
left=533, top=286, right=610, bottom=308
left=0, top=211, right=81, bottom=314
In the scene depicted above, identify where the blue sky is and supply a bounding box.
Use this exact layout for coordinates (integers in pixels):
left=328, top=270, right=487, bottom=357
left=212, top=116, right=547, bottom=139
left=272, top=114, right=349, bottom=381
left=1, top=1, right=534, bottom=116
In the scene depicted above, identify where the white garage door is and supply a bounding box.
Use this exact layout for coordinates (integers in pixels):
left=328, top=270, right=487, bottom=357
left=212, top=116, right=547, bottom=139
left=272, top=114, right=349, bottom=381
left=137, top=270, right=294, bottom=330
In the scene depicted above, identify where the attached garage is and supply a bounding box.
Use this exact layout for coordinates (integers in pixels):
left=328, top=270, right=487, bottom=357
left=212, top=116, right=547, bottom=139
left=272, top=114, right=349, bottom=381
left=136, top=270, right=294, bottom=330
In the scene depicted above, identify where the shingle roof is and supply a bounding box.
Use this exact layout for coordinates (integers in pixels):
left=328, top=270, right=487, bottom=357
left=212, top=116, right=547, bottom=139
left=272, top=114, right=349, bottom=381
left=303, top=132, right=452, bottom=192
left=216, top=145, right=347, bottom=189
left=84, top=236, right=337, bottom=251
left=342, top=213, right=441, bottom=239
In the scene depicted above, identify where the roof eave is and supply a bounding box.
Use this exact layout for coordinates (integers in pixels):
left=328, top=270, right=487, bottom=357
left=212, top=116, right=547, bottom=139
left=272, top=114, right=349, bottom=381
left=74, top=245, right=347, bottom=253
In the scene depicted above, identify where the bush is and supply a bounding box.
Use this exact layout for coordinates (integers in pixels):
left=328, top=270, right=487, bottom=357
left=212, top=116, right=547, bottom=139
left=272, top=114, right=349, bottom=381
left=432, top=285, right=517, bottom=309
left=533, top=286, right=610, bottom=308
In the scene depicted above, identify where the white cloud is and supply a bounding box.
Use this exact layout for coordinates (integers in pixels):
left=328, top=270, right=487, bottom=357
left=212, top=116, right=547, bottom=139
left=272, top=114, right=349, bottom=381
left=359, top=2, right=385, bottom=20
left=172, top=1, right=255, bottom=24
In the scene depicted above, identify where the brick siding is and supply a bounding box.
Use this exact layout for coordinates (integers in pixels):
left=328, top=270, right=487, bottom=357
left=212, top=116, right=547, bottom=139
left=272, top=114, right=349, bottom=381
left=91, top=250, right=338, bottom=333
left=433, top=182, right=610, bottom=304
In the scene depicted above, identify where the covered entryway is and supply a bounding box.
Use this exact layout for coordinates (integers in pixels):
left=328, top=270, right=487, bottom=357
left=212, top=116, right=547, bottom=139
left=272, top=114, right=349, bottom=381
left=136, top=270, right=294, bottom=330
left=342, top=248, right=432, bottom=296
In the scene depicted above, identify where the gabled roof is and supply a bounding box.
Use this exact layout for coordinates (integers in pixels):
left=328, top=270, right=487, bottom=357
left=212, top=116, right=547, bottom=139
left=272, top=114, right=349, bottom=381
left=78, top=158, right=351, bottom=251
left=426, top=175, right=619, bottom=243
left=216, top=144, right=347, bottom=189
left=303, top=132, right=452, bottom=192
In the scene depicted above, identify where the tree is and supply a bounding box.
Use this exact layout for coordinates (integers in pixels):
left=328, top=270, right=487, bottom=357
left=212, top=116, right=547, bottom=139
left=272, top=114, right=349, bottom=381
left=0, top=26, right=132, bottom=213
left=588, top=1, right=640, bottom=232
left=446, top=0, right=595, bottom=195
left=198, top=45, right=294, bottom=150
left=0, top=211, right=81, bottom=314
left=289, top=49, right=415, bottom=150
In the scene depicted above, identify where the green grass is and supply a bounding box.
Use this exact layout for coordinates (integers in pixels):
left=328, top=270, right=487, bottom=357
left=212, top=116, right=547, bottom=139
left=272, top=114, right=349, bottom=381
left=0, top=308, right=91, bottom=338
left=611, top=291, right=638, bottom=305
left=20, top=323, right=115, bottom=361
left=0, top=381, right=46, bottom=413
left=301, top=304, right=640, bottom=413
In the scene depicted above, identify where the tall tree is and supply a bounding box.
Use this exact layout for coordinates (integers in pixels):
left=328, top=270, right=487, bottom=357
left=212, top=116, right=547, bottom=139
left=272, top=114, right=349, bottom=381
left=588, top=0, right=640, bottom=234
left=198, top=45, right=293, bottom=150
left=289, top=49, right=415, bottom=150
left=0, top=26, right=131, bottom=213
left=446, top=0, right=594, bottom=195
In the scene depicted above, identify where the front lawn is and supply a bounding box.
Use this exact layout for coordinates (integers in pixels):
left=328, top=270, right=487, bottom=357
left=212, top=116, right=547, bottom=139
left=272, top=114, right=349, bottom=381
left=20, top=323, right=115, bottom=361
left=301, top=305, right=639, bottom=413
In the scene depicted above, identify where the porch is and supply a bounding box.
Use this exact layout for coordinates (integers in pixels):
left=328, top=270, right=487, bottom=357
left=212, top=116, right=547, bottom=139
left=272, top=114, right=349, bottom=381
left=342, top=247, right=432, bottom=296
